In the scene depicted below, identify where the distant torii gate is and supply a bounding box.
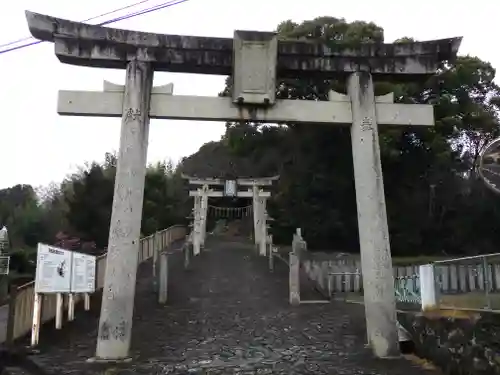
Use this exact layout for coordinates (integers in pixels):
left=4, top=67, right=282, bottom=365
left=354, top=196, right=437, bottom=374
left=25, top=10, right=461, bottom=360
left=183, top=175, right=278, bottom=255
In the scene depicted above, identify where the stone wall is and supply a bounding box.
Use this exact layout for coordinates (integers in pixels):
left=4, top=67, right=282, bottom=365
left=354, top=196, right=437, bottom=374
left=398, top=311, right=500, bottom=375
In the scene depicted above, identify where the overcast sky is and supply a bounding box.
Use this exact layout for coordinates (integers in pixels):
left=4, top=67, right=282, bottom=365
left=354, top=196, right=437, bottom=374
left=0, top=0, right=498, bottom=190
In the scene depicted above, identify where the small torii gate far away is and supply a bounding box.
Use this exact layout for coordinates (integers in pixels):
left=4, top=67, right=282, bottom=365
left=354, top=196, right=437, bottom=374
left=183, top=175, right=278, bottom=256
left=25, top=11, right=461, bottom=360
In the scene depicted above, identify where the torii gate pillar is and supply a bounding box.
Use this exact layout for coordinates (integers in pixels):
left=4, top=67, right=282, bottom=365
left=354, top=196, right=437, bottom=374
left=191, top=184, right=209, bottom=254
left=200, top=186, right=209, bottom=246
left=254, top=192, right=267, bottom=256
left=193, top=195, right=203, bottom=255
left=252, top=185, right=266, bottom=248
left=348, top=72, right=399, bottom=357
left=95, top=61, right=153, bottom=360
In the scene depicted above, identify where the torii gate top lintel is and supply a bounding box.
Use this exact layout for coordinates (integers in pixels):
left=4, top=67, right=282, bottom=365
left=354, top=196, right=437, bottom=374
left=184, top=175, right=276, bottom=198
left=26, top=11, right=461, bottom=81
left=181, top=174, right=279, bottom=187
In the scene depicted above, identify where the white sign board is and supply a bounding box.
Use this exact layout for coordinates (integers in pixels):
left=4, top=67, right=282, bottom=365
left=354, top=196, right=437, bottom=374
left=71, top=252, right=96, bottom=293
left=35, top=244, right=72, bottom=293
left=224, top=180, right=237, bottom=197
left=0, top=255, right=10, bottom=275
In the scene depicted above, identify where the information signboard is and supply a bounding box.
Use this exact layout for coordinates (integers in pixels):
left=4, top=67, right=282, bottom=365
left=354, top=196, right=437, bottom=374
left=34, top=244, right=97, bottom=294
left=0, top=255, right=10, bottom=275
left=35, top=244, right=72, bottom=293
left=71, top=252, right=96, bottom=293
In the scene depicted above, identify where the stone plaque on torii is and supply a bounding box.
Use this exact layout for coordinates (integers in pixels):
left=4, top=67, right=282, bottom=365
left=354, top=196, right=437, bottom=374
left=182, top=175, right=278, bottom=256
left=24, top=11, right=461, bottom=360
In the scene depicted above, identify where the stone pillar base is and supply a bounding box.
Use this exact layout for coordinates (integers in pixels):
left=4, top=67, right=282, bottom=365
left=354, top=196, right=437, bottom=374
left=86, top=356, right=132, bottom=364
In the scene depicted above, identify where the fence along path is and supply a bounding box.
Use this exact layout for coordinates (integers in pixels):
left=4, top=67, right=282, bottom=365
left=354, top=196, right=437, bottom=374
left=303, top=254, right=500, bottom=295
left=4, top=225, right=186, bottom=344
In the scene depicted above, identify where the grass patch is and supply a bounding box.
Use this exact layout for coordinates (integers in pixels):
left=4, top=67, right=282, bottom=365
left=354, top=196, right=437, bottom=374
left=344, top=292, right=500, bottom=314
left=392, top=255, right=451, bottom=265
left=440, top=292, right=500, bottom=311
left=421, top=308, right=480, bottom=320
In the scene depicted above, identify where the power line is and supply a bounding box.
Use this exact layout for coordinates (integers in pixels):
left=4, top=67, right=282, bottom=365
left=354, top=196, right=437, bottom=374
left=0, top=0, right=157, bottom=49
left=0, top=37, right=30, bottom=49
left=0, top=0, right=189, bottom=55
left=80, top=0, right=157, bottom=24
left=0, top=0, right=188, bottom=54
left=100, top=0, right=187, bottom=24
left=0, top=40, right=38, bottom=54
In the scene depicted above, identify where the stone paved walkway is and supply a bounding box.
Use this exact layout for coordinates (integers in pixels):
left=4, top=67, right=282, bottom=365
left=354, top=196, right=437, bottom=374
left=20, top=238, right=438, bottom=374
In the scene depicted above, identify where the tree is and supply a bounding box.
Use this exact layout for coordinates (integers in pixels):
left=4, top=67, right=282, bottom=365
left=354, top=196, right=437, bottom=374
left=64, top=162, right=115, bottom=248
left=62, top=155, right=189, bottom=248
left=0, top=184, right=47, bottom=248
left=142, top=160, right=188, bottom=235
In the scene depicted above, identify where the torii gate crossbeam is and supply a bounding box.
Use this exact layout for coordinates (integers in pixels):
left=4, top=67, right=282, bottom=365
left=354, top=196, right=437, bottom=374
left=57, top=88, right=434, bottom=126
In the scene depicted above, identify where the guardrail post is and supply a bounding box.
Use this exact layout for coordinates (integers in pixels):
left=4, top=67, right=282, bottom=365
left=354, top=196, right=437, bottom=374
left=158, top=252, right=168, bottom=304
left=152, top=233, right=159, bottom=292
left=420, top=264, right=438, bottom=311
left=268, top=234, right=274, bottom=272
left=31, top=293, right=42, bottom=347
left=289, top=252, right=300, bottom=306
left=55, top=293, right=63, bottom=329
left=84, top=293, right=90, bottom=311
left=483, top=256, right=491, bottom=310
left=6, top=284, right=17, bottom=345
left=184, top=236, right=192, bottom=270
left=327, top=273, right=333, bottom=298
left=68, top=293, right=75, bottom=321
left=152, top=234, right=158, bottom=279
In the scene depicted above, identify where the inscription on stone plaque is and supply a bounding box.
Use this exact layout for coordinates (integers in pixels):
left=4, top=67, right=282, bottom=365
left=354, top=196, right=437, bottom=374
left=125, top=108, right=141, bottom=121
left=232, top=31, right=277, bottom=105
left=241, top=43, right=267, bottom=93
left=361, top=117, right=373, bottom=131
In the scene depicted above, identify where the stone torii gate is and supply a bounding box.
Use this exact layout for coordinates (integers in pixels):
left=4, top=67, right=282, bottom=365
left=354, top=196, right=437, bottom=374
left=25, top=11, right=461, bottom=360
left=183, top=175, right=278, bottom=255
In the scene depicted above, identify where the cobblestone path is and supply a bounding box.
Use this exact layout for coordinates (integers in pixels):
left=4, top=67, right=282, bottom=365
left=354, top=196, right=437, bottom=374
left=17, top=239, right=437, bottom=374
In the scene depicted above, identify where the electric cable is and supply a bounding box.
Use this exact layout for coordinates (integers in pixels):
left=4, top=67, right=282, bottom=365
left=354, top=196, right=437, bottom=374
left=0, top=0, right=156, bottom=49
left=0, top=0, right=189, bottom=55
left=100, top=0, right=188, bottom=25
left=0, top=0, right=188, bottom=54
